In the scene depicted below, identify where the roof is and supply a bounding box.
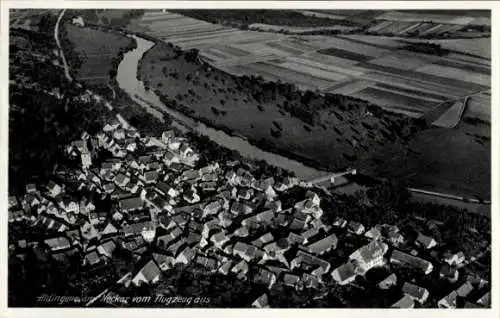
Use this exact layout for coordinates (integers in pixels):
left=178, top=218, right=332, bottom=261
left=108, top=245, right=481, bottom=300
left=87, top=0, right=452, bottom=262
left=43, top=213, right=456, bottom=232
left=390, top=249, right=432, bottom=271
left=137, top=260, right=161, bottom=283
left=391, top=295, right=414, bottom=308
left=118, top=197, right=143, bottom=211
left=332, top=262, right=356, bottom=283
left=123, top=221, right=154, bottom=236
left=283, top=273, right=300, bottom=286
left=44, top=237, right=71, bottom=250
left=456, top=282, right=474, bottom=297
left=85, top=251, right=101, bottom=265
left=378, top=273, right=397, bottom=289
left=402, top=282, right=428, bottom=300
left=307, top=234, right=338, bottom=255
left=350, top=240, right=388, bottom=264
left=251, top=293, right=269, bottom=308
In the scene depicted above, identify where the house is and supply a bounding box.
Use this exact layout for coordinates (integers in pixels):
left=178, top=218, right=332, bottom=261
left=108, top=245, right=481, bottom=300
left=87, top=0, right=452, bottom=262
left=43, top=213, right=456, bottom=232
left=47, top=181, right=63, bottom=197
left=349, top=240, right=388, bottom=274
left=306, top=234, right=338, bottom=256
left=231, top=259, right=249, bottom=277
left=387, top=230, right=405, bottom=247
left=84, top=251, right=101, bottom=266
left=44, top=237, right=71, bottom=252
left=179, top=143, right=194, bottom=158
left=195, top=255, right=218, bottom=271
left=287, top=232, right=306, bottom=246
left=8, top=196, right=19, bottom=209
left=365, top=226, right=382, bottom=240
left=302, top=273, right=321, bottom=290
left=183, top=188, right=200, bottom=204
left=391, top=295, right=415, bottom=308
left=251, top=293, right=269, bottom=308
left=347, top=221, right=365, bottom=235
left=251, top=233, right=274, bottom=248
left=477, top=292, right=491, bottom=307
left=101, top=222, right=119, bottom=237
left=153, top=253, right=175, bottom=271
left=331, top=262, right=357, bottom=285
left=390, top=250, right=433, bottom=274
left=157, top=228, right=183, bottom=249
left=123, top=221, right=154, bottom=238
left=416, top=232, right=437, bottom=249
left=378, top=273, right=397, bottom=290
left=140, top=171, right=159, bottom=185
left=230, top=201, right=253, bottom=215
left=97, top=240, right=117, bottom=258
left=114, top=173, right=130, bottom=188
left=203, top=200, right=224, bottom=218
left=438, top=291, right=459, bottom=309
left=176, top=246, right=197, bottom=265
left=132, top=260, right=161, bottom=286
left=72, top=16, right=85, bottom=26
left=253, top=268, right=277, bottom=289
left=333, top=217, right=347, bottom=228
left=456, top=281, right=474, bottom=298
left=439, top=264, right=459, bottom=283
left=211, top=231, right=230, bottom=249
left=237, top=188, right=254, bottom=200
left=292, top=251, right=331, bottom=274
left=218, top=260, right=233, bottom=275
left=118, top=197, right=144, bottom=213
left=26, top=183, right=37, bottom=194
left=284, top=273, right=301, bottom=288
left=402, top=282, right=429, bottom=304
left=443, top=251, right=466, bottom=266
left=234, top=226, right=249, bottom=238
left=233, top=242, right=254, bottom=262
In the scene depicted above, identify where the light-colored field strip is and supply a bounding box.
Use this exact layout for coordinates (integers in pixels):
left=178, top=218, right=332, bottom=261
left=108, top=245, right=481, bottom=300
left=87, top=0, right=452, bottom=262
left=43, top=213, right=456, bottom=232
left=276, top=61, right=350, bottom=82
left=397, top=22, right=424, bottom=35
left=320, top=36, right=391, bottom=57
left=329, top=80, right=374, bottom=95
left=361, top=71, right=464, bottom=99
left=411, top=22, right=436, bottom=34
left=229, top=42, right=293, bottom=59
left=374, top=11, right=482, bottom=25
left=370, top=84, right=444, bottom=104
left=212, top=52, right=282, bottom=68
left=420, top=23, right=445, bottom=36
left=368, top=20, right=392, bottom=32
left=338, top=34, right=404, bottom=49
left=416, top=64, right=490, bottom=87
left=247, top=23, right=355, bottom=34
left=369, top=52, right=438, bottom=70
left=286, top=56, right=366, bottom=77
left=296, top=10, right=347, bottom=20
left=382, top=21, right=417, bottom=34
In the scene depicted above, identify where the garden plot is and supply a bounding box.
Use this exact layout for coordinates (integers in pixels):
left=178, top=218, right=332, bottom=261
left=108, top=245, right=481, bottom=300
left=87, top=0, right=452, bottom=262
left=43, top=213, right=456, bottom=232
left=416, top=64, right=490, bottom=87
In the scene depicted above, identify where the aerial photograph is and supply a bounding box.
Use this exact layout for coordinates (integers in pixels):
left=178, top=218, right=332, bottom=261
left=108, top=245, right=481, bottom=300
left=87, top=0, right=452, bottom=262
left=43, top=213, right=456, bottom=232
left=7, top=7, right=491, bottom=309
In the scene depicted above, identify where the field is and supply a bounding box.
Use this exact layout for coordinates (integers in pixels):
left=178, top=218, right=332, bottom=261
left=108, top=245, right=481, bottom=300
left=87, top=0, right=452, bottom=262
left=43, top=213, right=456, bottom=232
left=119, top=10, right=491, bottom=198
left=64, top=24, right=134, bottom=85
left=125, top=11, right=491, bottom=120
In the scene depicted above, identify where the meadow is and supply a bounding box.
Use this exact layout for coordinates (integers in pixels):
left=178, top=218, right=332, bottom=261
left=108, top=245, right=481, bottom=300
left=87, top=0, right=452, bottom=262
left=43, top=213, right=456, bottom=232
left=64, top=24, right=135, bottom=85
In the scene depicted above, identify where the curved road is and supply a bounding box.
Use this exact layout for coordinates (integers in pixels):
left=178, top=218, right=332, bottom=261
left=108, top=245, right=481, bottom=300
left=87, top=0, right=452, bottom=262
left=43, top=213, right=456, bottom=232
left=55, top=9, right=72, bottom=82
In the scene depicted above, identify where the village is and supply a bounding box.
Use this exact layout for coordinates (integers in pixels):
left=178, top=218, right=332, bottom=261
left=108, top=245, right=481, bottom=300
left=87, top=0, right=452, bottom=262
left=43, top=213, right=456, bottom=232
left=8, top=109, right=490, bottom=308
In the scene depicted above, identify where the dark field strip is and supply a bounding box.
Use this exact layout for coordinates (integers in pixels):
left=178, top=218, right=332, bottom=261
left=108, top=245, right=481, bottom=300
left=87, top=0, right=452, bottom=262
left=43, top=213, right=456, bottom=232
left=354, top=86, right=436, bottom=109
left=361, top=62, right=488, bottom=93
left=335, top=35, right=400, bottom=50
left=433, top=59, right=490, bottom=75
left=266, top=41, right=307, bottom=56
left=317, top=47, right=373, bottom=63
left=375, top=82, right=449, bottom=101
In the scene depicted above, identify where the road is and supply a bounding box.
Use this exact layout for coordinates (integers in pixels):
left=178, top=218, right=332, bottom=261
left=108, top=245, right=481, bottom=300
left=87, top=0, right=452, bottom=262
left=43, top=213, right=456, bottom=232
left=55, top=9, right=72, bottom=82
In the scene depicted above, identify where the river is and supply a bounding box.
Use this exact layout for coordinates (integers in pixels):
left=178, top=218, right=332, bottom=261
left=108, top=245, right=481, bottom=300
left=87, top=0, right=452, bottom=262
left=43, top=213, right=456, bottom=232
left=116, top=35, right=333, bottom=181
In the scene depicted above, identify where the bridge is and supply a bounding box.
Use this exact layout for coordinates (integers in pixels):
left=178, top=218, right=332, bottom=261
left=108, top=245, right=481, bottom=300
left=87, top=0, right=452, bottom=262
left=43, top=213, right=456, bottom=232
left=305, top=168, right=357, bottom=187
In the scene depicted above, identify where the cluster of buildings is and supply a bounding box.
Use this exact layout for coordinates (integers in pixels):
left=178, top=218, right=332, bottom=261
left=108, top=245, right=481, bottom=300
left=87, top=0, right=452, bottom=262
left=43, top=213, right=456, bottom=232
left=8, top=116, right=490, bottom=308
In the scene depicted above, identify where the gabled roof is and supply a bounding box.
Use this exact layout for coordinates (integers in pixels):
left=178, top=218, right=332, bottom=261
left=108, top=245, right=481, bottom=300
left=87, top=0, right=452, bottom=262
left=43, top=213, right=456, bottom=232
left=136, top=260, right=161, bottom=283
